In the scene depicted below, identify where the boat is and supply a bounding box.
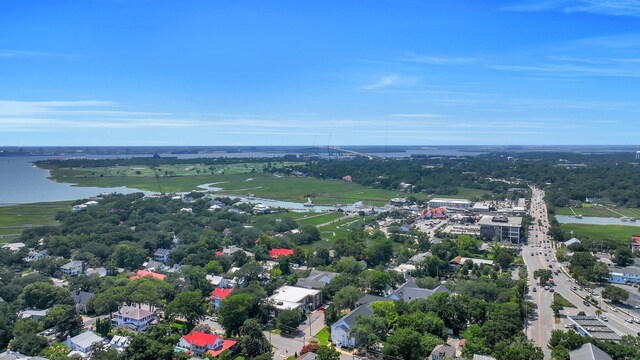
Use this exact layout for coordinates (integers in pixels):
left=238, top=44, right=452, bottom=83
left=621, top=217, right=630, bottom=222
left=631, top=218, right=637, bottom=222
left=575, top=214, right=582, bottom=219
left=303, top=198, right=315, bottom=207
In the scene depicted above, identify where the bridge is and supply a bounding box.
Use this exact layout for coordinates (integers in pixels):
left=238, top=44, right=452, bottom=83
left=327, top=146, right=385, bottom=160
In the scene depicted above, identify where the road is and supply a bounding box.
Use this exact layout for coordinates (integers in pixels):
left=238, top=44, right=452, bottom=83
left=524, top=187, right=640, bottom=359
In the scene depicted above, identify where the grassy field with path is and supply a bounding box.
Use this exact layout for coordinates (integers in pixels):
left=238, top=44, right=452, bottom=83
left=44, top=165, right=411, bottom=206
left=555, top=206, right=640, bottom=218
left=0, top=201, right=71, bottom=243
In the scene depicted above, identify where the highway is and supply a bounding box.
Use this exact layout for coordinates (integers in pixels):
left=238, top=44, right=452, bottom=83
left=524, top=187, right=640, bottom=359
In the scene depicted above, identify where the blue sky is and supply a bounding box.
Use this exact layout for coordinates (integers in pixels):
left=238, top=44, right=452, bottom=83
left=1, top=0, right=640, bottom=146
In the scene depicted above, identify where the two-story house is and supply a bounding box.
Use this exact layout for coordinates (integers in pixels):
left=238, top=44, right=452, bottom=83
left=60, top=261, right=83, bottom=276
left=64, top=331, right=105, bottom=357
left=111, top=306, right=156, bottom=332
left=177, top=331, right=237, bottom=357
left=210, top=288, right=232, bottom=310
left=153, top=249, right=171, bottom=263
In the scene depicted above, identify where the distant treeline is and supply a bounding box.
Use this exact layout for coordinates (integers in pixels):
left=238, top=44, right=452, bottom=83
left=35, top=156, right=299, bottom=169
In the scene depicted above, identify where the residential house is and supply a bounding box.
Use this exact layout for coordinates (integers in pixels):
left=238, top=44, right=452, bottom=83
left=23, top=249, right=47, bottom=262
left=143, top=260, right=165, bottom=271
left=71, top=290, right=95, bottom=314
left=391, top=264, right=416, bottom=280
left=153, top=248, right=171, bottom=263
left=630, top=235, right=640, bottom=253
left=210, top=288, right=232, bottom=310
left=295, top=270, right=338, bottom=290
left=564, top=238, right=581, bottom=247
left=450, top=256, right=494, bottom=267
left=177, top=331, right=237, bottom=357
left=388, top=279, right=449, bottom=302
left=109, top=335, right=131, bottom=352
left=1, top=242, right=25, bottom=252
left=430, top=343, right=457, bottom=360
left=18, top=309, right=48, bottom=321
left=408, top=252, right=432, bottom=264
left=267, top=285, right=322, bottom=313
left=0, top=351, right=48, bottom=360
left=215, top=245, right=253, bottom=258
left=330, top=305, right=372, bottom=348
left=129, top=269, right=166, bottom=281
left=112, top=305, right=156, bottom=332
left=269, top=248, right=294, bottom=259
left=206, top=275, right=229, bottom=288
left=64, top=331, right=105, bottom=357
left=85, top=267, right=107, bottom=277
left=60, top=260, right=83, bottom=276
left=569, top=343, right=612, bottom=360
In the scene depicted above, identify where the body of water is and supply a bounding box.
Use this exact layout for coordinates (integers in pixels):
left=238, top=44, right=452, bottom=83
left=555, top=215, right=640, bottom=227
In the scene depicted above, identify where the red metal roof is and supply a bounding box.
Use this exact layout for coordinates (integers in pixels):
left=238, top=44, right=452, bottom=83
left=269, top=248, right=294, bottom=258
left=182, top=331, right=219, bottom=347
left=129, top=269, right=166, bottom=281
left=211, top=288, right=232, bottom=300
left=206, top=339, right=237, bottom=357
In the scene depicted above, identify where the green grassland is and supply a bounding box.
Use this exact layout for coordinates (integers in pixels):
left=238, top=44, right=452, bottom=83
left=44, top=164, right=412, bottom=206
left=561, top=223, right=639, bottom=244
left=0, top=201, right=71, bottom=243
left=555, top=206, right=640, bottom=218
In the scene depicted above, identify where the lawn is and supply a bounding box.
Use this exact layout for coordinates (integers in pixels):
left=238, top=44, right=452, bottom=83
left=0, top=201, right=71, bottom=243
left=553, top=293, right=576, bottom=308
left=44, top=165, right=408, bottom=206
left=295, top=213, right=345, bottom=227
left=555, top=206, right=640, bottom=218
left=561, top=223, right=639, bottom=244
left=315, top=326, right=330, bottom=346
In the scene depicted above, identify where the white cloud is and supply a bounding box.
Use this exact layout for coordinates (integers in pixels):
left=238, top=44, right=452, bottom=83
left=361, top=75, right=401, bottom=90
left=504, top=0, right=640, bottom=17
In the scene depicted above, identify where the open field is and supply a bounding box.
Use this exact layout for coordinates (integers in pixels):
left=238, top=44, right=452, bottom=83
left=45, top=166, right=412, bottom=206
left=0, top=201, right=71, bottom=243
left=561, top=223, right=638, bottom=244
left=555, top=206, right=640, bottom=218
left=432, top=187, right=490, bottom=200
left=295, top=213, right=345, bottom=227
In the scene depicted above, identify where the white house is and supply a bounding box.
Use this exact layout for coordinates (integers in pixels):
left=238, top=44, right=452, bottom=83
left=64, top=331, right=105, bottom=357
left=266, top=286, right=322, bottom=313
left=330, top=305, right=372, bottom=348
left=153, top=249, right=171, bottom=263
left=111, top=306, right=156, bottom=332
left=60, top=261, right=83, bottom=276
left=23, top=249, right=47, bottom=262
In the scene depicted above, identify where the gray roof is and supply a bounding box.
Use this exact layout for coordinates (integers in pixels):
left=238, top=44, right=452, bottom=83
left=154, top=248, right=171, bottom=256
left=393, top=279, right=449, bottom=302
left=335, top=304, right=372, bottom=328
left=356, top=294, right=388, bottom=306
left=430, top=343, right=455, bottom=359
left=569, top=343, right=612, bottom=360
left=409, top=252, right=432, bottom=264
left=71, top=290, right=95, bottom=306
left=70, top=331, right=104, bottom=349
left=296, top=270, right=338, bottom=289
left=0, top=353, right=49, bottom=360
left=473, top=355, right=497, bottom=360
left=61, top=260, right=83, bottom=269
left=609, top=266, right=640, bottom=276
left=299, top=352, right=319, bottom=360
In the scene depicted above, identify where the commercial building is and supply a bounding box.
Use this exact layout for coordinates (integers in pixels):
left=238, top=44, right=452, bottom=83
left=478, top=215, right=523, bottom=243
left=608, top=266, right=640, bottom=284
left=569, top=343, right=612, bottom=360
left=266, top=285, right=322, bottom=313
left=428, top=198, right=471, bottom=209
left=567, top=316, right=620, bottom=341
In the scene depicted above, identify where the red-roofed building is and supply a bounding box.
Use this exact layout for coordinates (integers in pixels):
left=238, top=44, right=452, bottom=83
left=270, top=248, right=294, bottom=259
left=210, top=288, right=232, bottom=310
left=178, top=331, right=237, bottom=357
left=631, top=235, right=640, bottom=253
left=129, top=269, right=166, bottom=281
left=431, top=207, right=447, bottom=219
